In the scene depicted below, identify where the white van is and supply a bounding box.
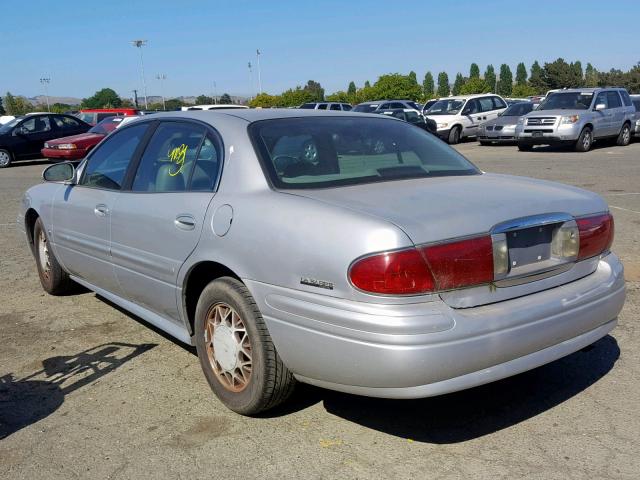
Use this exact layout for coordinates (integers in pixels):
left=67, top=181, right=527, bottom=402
left=424, top=94, right=508, bottom=144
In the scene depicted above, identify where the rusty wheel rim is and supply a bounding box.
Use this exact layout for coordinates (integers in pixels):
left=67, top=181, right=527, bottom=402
left=38, top=230, right=51, bottom=281
left=204, top=302, right=252, bottom=392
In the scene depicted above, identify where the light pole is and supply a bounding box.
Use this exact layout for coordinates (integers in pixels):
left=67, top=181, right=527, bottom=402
left=256, top=49, right=262, bottom=94
left=213, top=81, right=217, bottom=104
left=131, top=40, right=149, bottom=109
left=40, top=77, right=51, bottom=111
left=156, top=73, right=166, bottom=110
left=248, top=62, right=254, bottom=100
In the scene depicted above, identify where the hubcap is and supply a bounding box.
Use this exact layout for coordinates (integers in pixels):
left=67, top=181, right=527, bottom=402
left=0, top=151, right=9, bottom=167
left=38, top=230, right=51, bottom=280
left=583, top=132, right=591, bottom=149
left=623, top=127, right=630, bottom=143
left=204, top=303, right=252, bottom=392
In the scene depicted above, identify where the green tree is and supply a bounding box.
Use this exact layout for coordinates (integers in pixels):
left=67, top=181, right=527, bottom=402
left=408, top=71, right=417, bottom=84
left=249, top=92, right=279, bottom=108
left=302, top=80, right=324, bottom=102
left=542, top=58, right=583, bottom=89
left=372, top=73, right=422, bottom=100
left=584, top=63, right=599, bottom=87
left=195, top=94, right=214, bottom=104
left=452, top=73, right=465, bottom=96
left=49, top=103, right=72, bottom=113
left=572, top=61, right=583, bottom=85
left=469, top=63, right=480, bottom=79
left=219, top=93, right=232, bottom=104
left=81, top=88, right=122, bottom=108
left=484, top=65, right=496, bottom=92
left=423, top=71, right=435, bottom=98
left=364, top=80, right=371, bottom=88
left=497, top=64, right=513, bottom=96
left=347, top=81, right=357, bottom=97
left=437, top=72, right=450, bottom=97
left=529, top=61, right=546, bottom=93
left=460, top=77, right=490, bottom=95
left=3, top=93, right=33, bottom=115
left=0, top=96, right=5, bottom=115
left=511, top=83, right=537, bottom=98
left=515, top=62, right=528, bottom=86
left=164, top=98, right=185, bottom=110
left=3, top=92, right=16, bottom=115
left=326, top=91, right=350, bottom=102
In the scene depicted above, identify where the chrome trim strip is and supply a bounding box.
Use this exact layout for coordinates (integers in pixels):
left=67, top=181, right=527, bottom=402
left=492, top=212, right=573, bottom=234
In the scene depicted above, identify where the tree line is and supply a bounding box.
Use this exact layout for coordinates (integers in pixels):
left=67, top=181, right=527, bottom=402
left=250, top=59, right=640, bottom=107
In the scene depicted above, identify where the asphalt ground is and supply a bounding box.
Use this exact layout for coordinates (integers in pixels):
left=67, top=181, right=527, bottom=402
left=1, top=139, right=639, bottom=479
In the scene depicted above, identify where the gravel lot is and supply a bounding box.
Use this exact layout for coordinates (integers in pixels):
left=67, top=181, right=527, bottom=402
left=1, top=140, right=639, bottom=479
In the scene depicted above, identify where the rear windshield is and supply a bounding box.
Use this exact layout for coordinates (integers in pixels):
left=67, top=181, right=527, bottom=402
left=502, top=102, right=534, bottom=116
left=249, top=116, right=480, bottom=189
left=353, top=104, right=379, bottom=113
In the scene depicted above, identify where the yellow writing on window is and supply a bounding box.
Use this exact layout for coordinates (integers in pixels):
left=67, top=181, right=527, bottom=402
left=167, top=144, right=188, bottom=176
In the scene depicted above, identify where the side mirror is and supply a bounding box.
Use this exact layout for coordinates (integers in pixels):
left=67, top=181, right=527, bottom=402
left=462, top=109, right=471, bottom=116
left=595, top=103, right=606, bottom=111
left=43, top=162, right=75, bottom=183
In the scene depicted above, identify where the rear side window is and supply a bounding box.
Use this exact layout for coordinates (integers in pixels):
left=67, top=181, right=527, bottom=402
left=329, top=104, right=341, bottom=111
left=341, top=104, right=352, bottom=111
left=390, top=102, right=405, bottom=109
left=405, top=111, right=420, bottom=122
left=80, top=124, right=149, bottom=190
left=190, top=135, right=223, bottom=191
left=132, top=122, right=206, bottom=192
left=620, top=90, right=632, bottom=107
left=607, top=91, right=622, bottom=108
left=316, top=104, right=328, bottom=110
left=250, top=116, right=479, bottom=189
left=76, top=113, right=96, bottom=124
left=53, top=116, right=81, bottom=130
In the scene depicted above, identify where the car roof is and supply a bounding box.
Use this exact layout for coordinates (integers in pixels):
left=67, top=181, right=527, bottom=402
left=440, top=94, right=499, bottom=101
left=548, top=87, right=625, bottom=94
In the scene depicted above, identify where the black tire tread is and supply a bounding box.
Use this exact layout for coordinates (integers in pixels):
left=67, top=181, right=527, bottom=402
left=33, top=217, right=74, bottom=295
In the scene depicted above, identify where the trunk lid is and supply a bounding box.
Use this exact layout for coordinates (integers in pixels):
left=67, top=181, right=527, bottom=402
left=290, top=173, right=608, bottom=307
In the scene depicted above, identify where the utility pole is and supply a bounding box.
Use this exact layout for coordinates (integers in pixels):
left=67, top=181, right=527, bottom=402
left=131, top=40, right=148, bottom=109
left=256, top=49, right=262, bottom=94
left=132, top=89, right=139, bottom=108
left=213, top=81, right=217, bottom=104
left=40, top=77, right=51, bottom=111
left=248, top=62, right=254, bottom=100
left=156, top=73, right=166, bottom=110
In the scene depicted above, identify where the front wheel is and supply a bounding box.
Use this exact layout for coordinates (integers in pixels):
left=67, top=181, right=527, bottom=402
left=518, top=143, right=533, bottom=152
left=0, top=149, right=12, bottom=168
left=194, top=277, right=295, bottom=415
left=448, top=126, right=461, bottom=144
left=616, top=123, right=631, bottom=147
left=575, top=127, right=593, bottom=152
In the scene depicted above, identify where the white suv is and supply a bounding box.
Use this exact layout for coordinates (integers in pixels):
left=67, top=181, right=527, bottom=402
left=424, top=94, right=508, bottom=144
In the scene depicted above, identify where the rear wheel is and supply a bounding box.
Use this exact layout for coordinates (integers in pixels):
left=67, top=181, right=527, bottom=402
left=616, top=123, right=631, bottom=147
left=448, top=126, right=461, bottom=144
left=479, top=140, right=490, bottom=146
left=194, top=277, right=295, bottom=415
left=33, top=217, right=73, bottom=295
left=575, top=127, right=593, bottom=152
left=0, top=149, right=12, bottom=168
left=517, top=143, right=533, bottom=152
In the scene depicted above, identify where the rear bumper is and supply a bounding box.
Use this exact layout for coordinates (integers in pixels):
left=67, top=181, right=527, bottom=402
left=41, top=148, right=87, bottom=160
left=246, top=253, right=625, bottom=398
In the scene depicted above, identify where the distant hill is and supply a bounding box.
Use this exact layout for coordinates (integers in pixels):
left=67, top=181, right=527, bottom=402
left=28, top=95, right=82, bottom=106
left=13, top=93, right=248, bottom=107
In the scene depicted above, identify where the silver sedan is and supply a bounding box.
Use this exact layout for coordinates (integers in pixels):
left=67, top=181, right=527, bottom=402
left=477, top=101, right=534, bottom=145
left=18, top=109, right=625, bottom=415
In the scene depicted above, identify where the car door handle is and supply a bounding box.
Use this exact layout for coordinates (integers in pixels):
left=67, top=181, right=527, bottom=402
left=94, top=204, right=109, bottom=217
left=174, top=214, right=196, bottom=230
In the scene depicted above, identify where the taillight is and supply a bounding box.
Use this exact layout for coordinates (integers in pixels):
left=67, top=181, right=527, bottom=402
left=349, top=248, right=435, bottom=295
left=577, top=213, right=614, bottom=260
left=349, top=236, right=494, bottom=295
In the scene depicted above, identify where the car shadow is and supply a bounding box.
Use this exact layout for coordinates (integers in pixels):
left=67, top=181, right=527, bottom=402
left=266, top=335, right=619, bottom=443
left=9, top=159, right=51, bottom=168
left=525, top=141, right=618, bottom=153
left=0, top=341, right=156, bottom=440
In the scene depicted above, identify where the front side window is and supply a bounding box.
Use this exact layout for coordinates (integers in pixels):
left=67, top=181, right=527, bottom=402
left=250, top=117, right=479, bottom=189
left=492, top=97, right=507, bottom=109
left=425, top=99, right=465, bottom=115
left=607, top=91, right=622, bottom=108
left=299, top=103, right=316, bottom=109
left=341, top=104, right=352, bottom=111
left=353, top=104, right=379, bottom=113
left=329, top=104, right=341, bottom=111
left=594, top=92, right=609, bottom=109
left=478, top=97, right=495, bottom=112
left=80, top=123, right=149, bottom=190
left=463, top=100, right=479, bottom=115
left=21, top=116, right=51, bottom=133
left=132, top=122, right=206, bottom=192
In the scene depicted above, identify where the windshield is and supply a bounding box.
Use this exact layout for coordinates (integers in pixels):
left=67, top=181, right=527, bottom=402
left=0, top=117, right=22, bottom=134
left=538, top=92, right=593, bottom=110
left=249, top=116, right=479, bottom=189
left=502, top=102, right=534, bottom=116
left=353, top=104, right=379, bottom=113
left=425, top=99, right=465, bottom=115
left=89, top=116, right=119, bottom=135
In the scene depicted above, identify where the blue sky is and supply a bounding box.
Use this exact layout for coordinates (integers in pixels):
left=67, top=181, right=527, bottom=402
left=2, top=0, right=639, bottom=100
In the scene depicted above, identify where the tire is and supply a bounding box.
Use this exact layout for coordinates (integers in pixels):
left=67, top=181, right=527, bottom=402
left=0, top=149, right=12, bottom=168
left=479, top=140, right=490, bottom=146
left=616, top=123, right=631, bottom=147
left=194, top=277, right=295, bottom=415
left=448, top=126, right=461, bottom=144
left=33, top=217, right=73, bottom=295
left=575, top=127, right=593, bottom=152
left=518, top=144, right=533, bottom=152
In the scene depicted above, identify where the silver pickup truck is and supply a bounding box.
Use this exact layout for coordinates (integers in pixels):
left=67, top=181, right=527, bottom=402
left=516, top=87, right=635, bottom=152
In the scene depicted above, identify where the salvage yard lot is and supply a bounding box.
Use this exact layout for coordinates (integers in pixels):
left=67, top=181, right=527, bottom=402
left=1, top=142, right=639, bottom=479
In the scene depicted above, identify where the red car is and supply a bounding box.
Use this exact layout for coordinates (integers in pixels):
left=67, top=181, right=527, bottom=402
left=42, top=116, right=124, bottom=161
left=75, top=108, right=140, bottom=125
